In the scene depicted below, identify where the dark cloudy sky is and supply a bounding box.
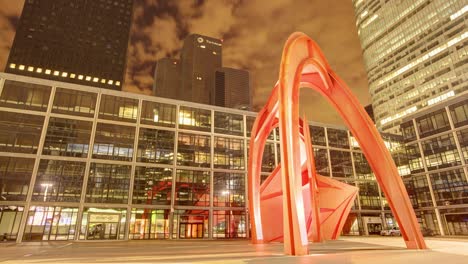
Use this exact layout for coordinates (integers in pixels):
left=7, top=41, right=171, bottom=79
left=0, top=0, right=369, bottom=126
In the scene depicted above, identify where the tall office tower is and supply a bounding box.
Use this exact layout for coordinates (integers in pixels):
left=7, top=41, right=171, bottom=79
left=353, top=0, right=467, bottom=134
left=5, top=0, right=133, bottom=90
left=214, top=67, right=251, bottom=110
left=153, top=58, right=181, bottom=99
left=180, top=34, right=222, bottom=104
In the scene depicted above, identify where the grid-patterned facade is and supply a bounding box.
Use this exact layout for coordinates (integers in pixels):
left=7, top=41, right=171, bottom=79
left=214, top=67, right=251, bottom=110
left=353, top=0, right=467, bottom=134
left=5, top=0, right=133, bottom=90
left=1, top=73, right=465, bottom=242
left=400, top=93, right=468, bottom=236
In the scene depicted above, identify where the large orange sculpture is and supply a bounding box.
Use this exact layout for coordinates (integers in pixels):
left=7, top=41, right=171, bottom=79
left=247, top=32, right=426, bottom=256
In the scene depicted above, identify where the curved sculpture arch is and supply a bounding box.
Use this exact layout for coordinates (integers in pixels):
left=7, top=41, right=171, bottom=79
left=247, top=32, right=426, bottom=256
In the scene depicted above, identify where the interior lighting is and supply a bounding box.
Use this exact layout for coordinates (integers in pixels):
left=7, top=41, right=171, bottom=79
left=61, top=72, right=68, bottom=77
left=36, top=68, right=43, bottom=73
left=18, top=65, right=25, bottom=70
left=85, top=76, right=91, bottom=81
left=115, top=81, right=121, bottom=86
left=93, top=77, right=99, bottom=82
left=70, top=73, right=76, bottom=78
left=108, top=80, right=114, bottom=85
left=78, top=75, right=84, bottom=80
left=27, top=66, right=34, bottom=72
left=9, top=63, right=16, bottom=69
left=45, top=69, right=51, bottom=75
left=53, top=71, right=60, bottom=76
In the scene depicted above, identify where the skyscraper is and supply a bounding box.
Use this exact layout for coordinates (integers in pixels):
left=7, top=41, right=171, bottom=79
left=153, top=58, right=180, bottom=99
left=5, top=0, right=134, bottom=90
left=353, top=0, right=467, bottom=134
left=180, top=34, right=222, bottom=105
left=214, top=67, right=251, bottom=110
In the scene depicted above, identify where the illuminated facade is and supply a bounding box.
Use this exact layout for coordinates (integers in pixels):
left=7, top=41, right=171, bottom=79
left=353, top=0, right=467, bottom=134
left=0, top=73, right=465, bottom=243
left=400, top=93, right=468, bottom=236
left=5, top=0, right=133, bottom=90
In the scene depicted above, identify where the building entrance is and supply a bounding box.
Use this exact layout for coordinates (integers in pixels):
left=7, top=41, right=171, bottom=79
left=86, top=213, right=120, bottom=240
left=179, top=223, right=204, bottom=238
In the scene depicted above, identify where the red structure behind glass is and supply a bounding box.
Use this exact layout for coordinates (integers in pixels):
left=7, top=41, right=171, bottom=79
left=247, top=32, right=427, bottom=256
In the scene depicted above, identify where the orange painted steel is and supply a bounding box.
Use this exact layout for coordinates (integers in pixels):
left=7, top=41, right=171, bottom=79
left=247, top=32, right=427, bottom=256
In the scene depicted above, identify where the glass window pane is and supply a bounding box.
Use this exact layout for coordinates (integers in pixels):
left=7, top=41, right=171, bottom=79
left=449, top=100, right=468, bottom=128
left=327, top=128, right=349, bottom=149
left=311, top=126, right=327, bottom=146
left=132, top=167, right=172, bottom=205
left=0, top=111, right=44, bottom=154
left=137, top=128, right=174, bottom=164
left=0, top=80, right=51, bottom=111
left=260, top=142, right=275, bottom=172
left=213, top=172, right=245, bottom=207
left=172, top=209, right=208, bottom=239
left=43, top=117, right=92, bottom=157
left=214, top=137, right=245, bottom=170
left=401, top=121, right=417, bottom=142
left=212, top=210, right=246, bottom=238
left=457, top=128, right=468, bottom=163
left=52, top=88, right=97, bottom=117
left=421, top=133, right=461, bottom=171
left=353, top=152, right=374, bottom=180
left=358, top=181, right=381, bottom=210
left=430, top=169, right=468, bottom=206
left=93, top=123, right=135, bottom=161
left=23, top=206, right=78, bottom=241
left=416, top=109, right=450, bottom=138
left=177, top=132, right=211, bottom=168
left=79, top=207, right=127, bottom=240
left=178, top=106, right=211, bottom=132
left=403, top=175, right=434, bottom=208
left=175, top=170, right=210, bottom=206
left=0, top=157, right=35, bottom=201
left=406, top=143, right=424, bottom=173
left=86, top=163, right=131, bottom=204
left=129, top=209, right=170, bottom=239
left=0, top=206, right=24, bottom=241
left=214, top=112, right=243, bottom=136
left=330, top=150, right=353, bottom=178
left=99, top=94, right=138, bottom=123
left=32, top=160, right=86, bottom=203
left=313, top=148, right=330, bottom=176
left=140, top=101, right=176, bottom=127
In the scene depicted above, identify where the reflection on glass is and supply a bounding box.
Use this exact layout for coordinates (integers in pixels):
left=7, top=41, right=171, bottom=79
left=23, top=206, right=78, bottom=241
left=313, top=148, right=330, bottom=176
left=32, top=160, right=85, bottom=203
left=261, top=142, right=275, bottom=172
left=330, top=150, right=353, bottom=178
left=403, top=175, right=433, bottom=208
left=457, top=128, right=468, bottom=162
left=421, top=133, right=460, bottom=171
left=129, top=209, right=170, bottom=239
left=311, top=126, right=327, bottom=146
left=140, top=101, right=176, bottom=127
left=0, top=111, right=44, bottom=154
left=213, top=172, right=245, bottom=207
left=93, top=123, right=135, bottom=161
left=43, top=117, right=92, bottom=157
left=416, top=109, right=450, bottom=138
left=52, top=88, right=97, bottom=117
left=79, top=207, right=127, bottom=240
left=358, top=181, right=381, bottom=210
left=0, top=157, right=35, bottom=201
left=214, top=112, right=243, bottom=136
left=214, top=137, right=245, bottom=170
left=0, top=80, right=51, bottom=111
left=430, top=169, right=468, bottom=206
left=212, top=210, right=246, bottom=238
left=0, top=206, right=24, bottom=241
left=178, top=106, right=211, bottom=132
left=86, top=163, right=131, bottom=204
left=353, top=152, right=374, bottom=180
left=177, top=132, right=211, bottom=167
left=327, top=128, right=349, bottom=149
left=175, top=170, right=210, bottom=206
left=99, top=94, right=138, bottom=122
left=137, top=128, right=174, bottom=164
left=133, top=167, right=172, bottom=205
left=172, top=209, right=208, bottom=239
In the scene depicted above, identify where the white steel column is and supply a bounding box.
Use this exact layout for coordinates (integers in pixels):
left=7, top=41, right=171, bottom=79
left=16, top=86, right=56, bottom=243
left=169, top=104, right=180, bottom=239
left=75, top=92, right=101, bottom=240
left=413, top=119, right=445, bottom=236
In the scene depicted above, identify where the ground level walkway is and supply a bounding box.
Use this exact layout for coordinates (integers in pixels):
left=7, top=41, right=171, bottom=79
left=0, top=236, right=466, bottom=263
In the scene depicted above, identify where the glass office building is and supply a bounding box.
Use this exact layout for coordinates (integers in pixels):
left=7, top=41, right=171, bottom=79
left=353, top=0, right=467, bottom=134
left=0, top=73, right=465, bottom=242
left=400, top=93, right=468, bottom=236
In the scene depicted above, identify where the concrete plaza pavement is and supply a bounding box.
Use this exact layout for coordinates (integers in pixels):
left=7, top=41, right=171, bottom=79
left=0, top=236, right=467, bottom=263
